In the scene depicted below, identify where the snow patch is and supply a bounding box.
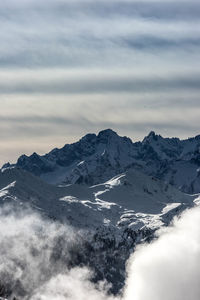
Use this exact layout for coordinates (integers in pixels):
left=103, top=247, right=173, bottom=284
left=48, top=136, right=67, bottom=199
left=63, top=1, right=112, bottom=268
left=162, top=203, right=181, bottom=214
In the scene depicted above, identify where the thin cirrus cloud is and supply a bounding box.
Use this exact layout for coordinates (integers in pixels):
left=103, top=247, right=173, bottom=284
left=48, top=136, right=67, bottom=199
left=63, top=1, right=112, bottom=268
left=0, top=0, right=199, bottom=164
left=1, top=71, right=200, bottom=94
left=0, top=1, right=200, bottom=68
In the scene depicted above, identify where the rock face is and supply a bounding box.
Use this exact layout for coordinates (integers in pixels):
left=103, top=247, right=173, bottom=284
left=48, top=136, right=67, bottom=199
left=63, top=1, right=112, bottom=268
left=6, top=129, right=200, bottom=193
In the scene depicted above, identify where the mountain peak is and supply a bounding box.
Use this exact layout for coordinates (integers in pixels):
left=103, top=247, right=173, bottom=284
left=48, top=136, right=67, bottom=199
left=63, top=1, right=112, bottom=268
left=98, top=129, right=118, bottom=137
left=143, top=131, right=162, bottom=143
left=97, top=129, right=119, bottom=143
left=148, top=130, right=156, bottom=137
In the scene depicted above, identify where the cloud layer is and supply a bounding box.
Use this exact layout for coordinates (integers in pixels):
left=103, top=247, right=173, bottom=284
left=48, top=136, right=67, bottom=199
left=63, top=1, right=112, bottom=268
left=0, top=205, right=116, bottom=300
left=124, top=206, right=200, bottom=300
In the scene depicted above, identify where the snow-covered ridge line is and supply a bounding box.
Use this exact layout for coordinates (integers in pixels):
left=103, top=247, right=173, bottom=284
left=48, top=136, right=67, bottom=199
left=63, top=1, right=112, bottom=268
left=2, top=128, right=200, bottom=193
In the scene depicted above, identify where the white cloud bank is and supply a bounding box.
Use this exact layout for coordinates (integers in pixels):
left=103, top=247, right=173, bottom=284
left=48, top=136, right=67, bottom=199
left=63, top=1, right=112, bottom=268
left=0, top=204, right=200, bottom=299
left=31, top=269, right=116, bottom=300
left=0, top=205, right=118, bottom=300
left=124, top=205, right=200, bottom=300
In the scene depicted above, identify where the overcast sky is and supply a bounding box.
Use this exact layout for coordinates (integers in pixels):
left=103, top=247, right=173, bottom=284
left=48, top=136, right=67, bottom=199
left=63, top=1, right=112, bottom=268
left=0, top=0, right=200, bottom=165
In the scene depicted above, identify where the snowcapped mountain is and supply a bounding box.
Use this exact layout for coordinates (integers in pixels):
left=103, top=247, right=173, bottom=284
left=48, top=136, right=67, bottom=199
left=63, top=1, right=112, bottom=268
left=0, top=129, right=199, bottom=296
left=140, top=131, right=200, bottom=193
left=5, top=129, right=200, bottom=193
left=12, top=129, right=136, bottom=185
left=0, top=166, right=194, bottom=231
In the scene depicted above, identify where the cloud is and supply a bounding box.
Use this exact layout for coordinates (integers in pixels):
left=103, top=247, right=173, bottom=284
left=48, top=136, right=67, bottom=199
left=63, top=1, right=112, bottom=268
left=30, top=269, right=116, bottom=300
left=124, top=206, right=200, bottom=300
left=1, top=70, right=200, bottom=94
left=0, top=0, right=200, bottom=68
left=0, top=204, right=117, bottom=300
left=0, top=205, right=76, bottom=298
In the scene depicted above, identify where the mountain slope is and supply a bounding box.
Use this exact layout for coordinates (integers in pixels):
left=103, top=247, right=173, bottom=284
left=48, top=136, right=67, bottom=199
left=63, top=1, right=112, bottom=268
left=0, top=166, right=195, bottom=230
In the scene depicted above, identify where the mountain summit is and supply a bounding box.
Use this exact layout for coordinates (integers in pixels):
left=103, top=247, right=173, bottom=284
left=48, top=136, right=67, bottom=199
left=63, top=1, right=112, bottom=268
left=3, top=129, right=200, bottom=193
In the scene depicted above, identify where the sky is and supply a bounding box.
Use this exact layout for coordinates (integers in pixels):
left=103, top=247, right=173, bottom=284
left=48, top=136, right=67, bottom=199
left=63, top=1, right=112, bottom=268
left=0, top=0, right=200, bottom=165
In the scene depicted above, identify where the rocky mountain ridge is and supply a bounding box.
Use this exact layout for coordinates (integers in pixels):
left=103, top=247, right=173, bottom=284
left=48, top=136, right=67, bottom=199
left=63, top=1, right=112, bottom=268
left=4, top=129, right=200, bottom=193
